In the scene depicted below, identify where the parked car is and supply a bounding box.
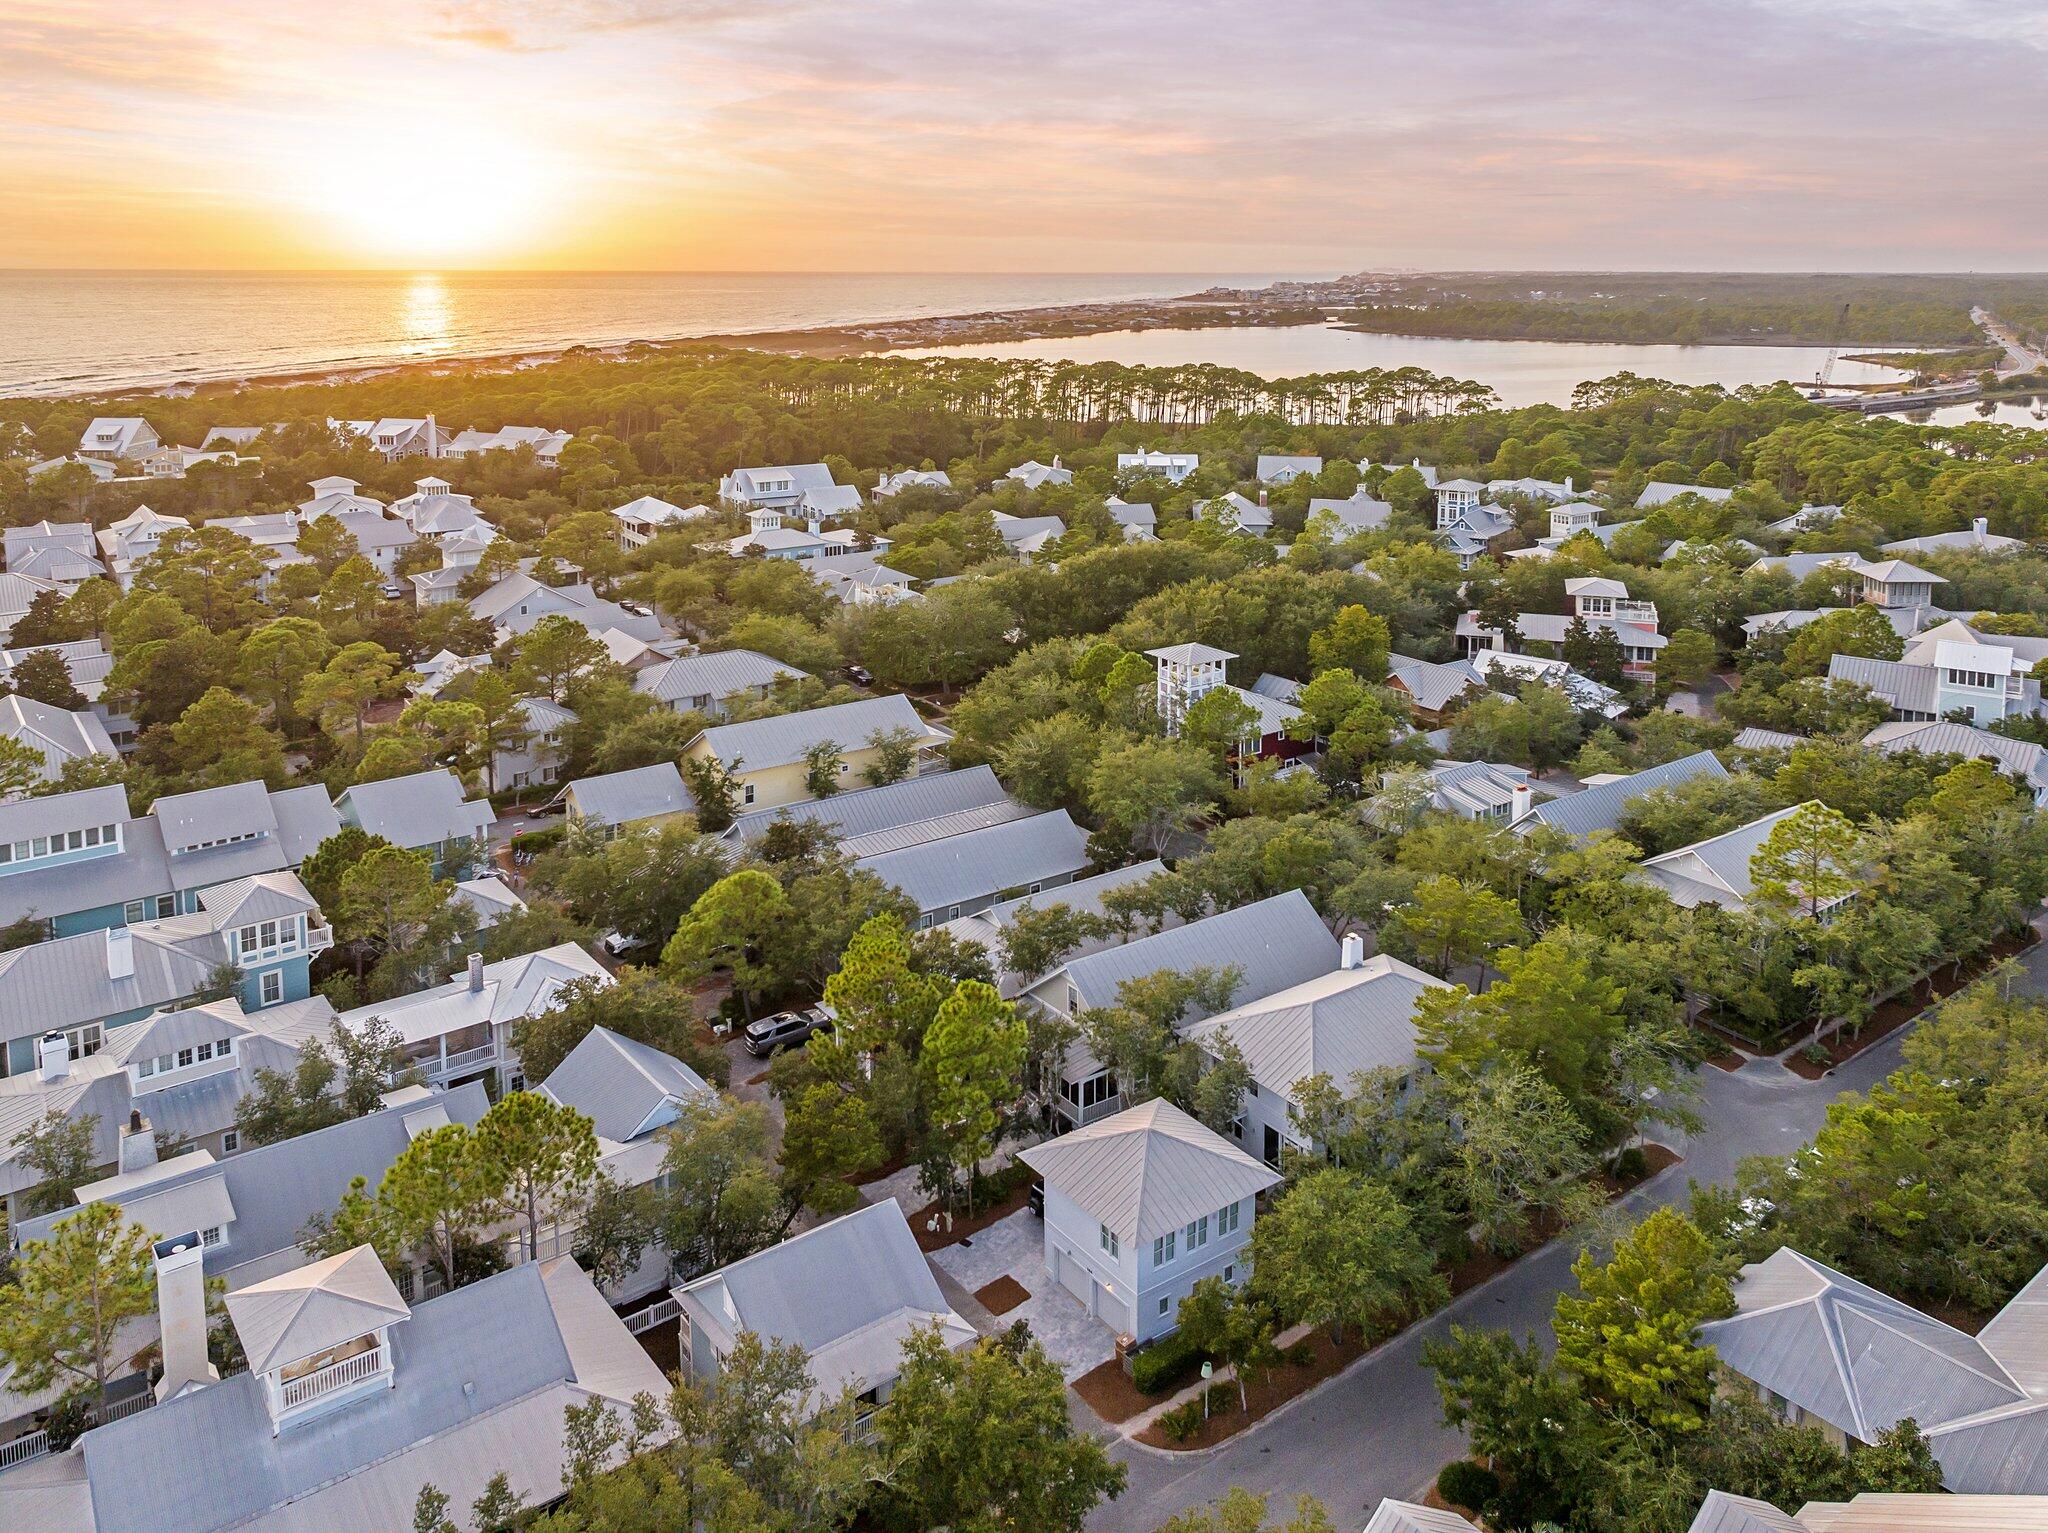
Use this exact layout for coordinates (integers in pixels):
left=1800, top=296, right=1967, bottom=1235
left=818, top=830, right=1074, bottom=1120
left=742, top=1006, right=832, bottom=1057
left=846, top=665, right=874, bottom=686
left=380, top=581, right=405, bottom=599
left=600, top=929, right=651, bottom=958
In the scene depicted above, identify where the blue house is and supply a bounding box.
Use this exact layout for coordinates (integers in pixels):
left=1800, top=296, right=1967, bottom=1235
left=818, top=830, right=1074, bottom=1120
left=335, top=769, right=493, bottom=877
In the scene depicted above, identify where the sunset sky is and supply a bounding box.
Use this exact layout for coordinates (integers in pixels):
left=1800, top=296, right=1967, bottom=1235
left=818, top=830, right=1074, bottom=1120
left=3, top=0, right=2043, bottom=272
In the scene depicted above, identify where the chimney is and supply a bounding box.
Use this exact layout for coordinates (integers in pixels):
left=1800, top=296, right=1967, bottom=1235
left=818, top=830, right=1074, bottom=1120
left=106, top=924, right=134, bottom=981
left=425, top=412, right=440, bottom=459
left=1258, top=490, right=1269, bottom=508
left=38, top=1030, right=69, bottom=1082
left=1975, top=516, right=1990, bottom=539
left=1340, top=933, right=1366, bottom=971
left=1565, top=476, right=1575, bottom=496
left=1510, top=782, right=1533, bottom=822
left=119, top=1109, right=158, bottom=1175
left=153, top=1233, right=219, bottom=1403
left=1051, top=453, right=1062, bottom=469
left=466, top=952, right=485, bottom=993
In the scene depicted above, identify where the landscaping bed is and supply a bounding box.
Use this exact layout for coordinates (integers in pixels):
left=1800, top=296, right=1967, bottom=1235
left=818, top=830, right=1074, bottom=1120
left=1786, top=928, right=2039, bottom=1079
left=1135, top=1327, right=1365, bottom=1450
left=908, top=1165, right=1036, bottom=1253
left=1069, top=1357, right=1156, bottom=1425
left=974, top=1275, right=1030, bottom=1316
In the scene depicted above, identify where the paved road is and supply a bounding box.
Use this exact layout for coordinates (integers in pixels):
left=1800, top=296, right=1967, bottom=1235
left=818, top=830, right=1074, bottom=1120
left=1087, top=1022, right=1931, bottom=1530
left=1975, top=306, right=2048, bottom=376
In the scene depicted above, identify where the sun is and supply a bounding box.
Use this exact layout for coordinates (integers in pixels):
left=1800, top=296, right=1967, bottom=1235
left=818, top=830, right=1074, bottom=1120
left=290, top=121, right=562, bottom=265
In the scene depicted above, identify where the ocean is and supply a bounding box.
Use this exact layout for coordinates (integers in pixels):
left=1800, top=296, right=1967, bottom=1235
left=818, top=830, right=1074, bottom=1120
left=0, top=270, right=1292, bottom=399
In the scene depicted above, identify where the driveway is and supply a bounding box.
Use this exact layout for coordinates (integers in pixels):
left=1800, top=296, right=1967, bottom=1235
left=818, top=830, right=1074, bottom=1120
left=1089, top=1012, right=1936, bottom=1530
left=931, top=1208, right=1118, bottom=1380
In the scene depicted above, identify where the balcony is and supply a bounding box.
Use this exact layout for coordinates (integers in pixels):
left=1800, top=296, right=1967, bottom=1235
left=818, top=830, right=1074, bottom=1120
left=305, top=924, right=333, bottom=955
left=273, top=1340, right=388, bottom=1415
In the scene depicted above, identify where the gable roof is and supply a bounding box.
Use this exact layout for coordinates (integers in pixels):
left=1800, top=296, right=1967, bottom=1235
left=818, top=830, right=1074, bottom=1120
left=1363, top=1503, right=1482, bottom=1533
left=1183, top=953, right=1448, bottom=1101
left=1638, top=802, right=1812, bottom=911
left=724, top=764, right=1016, bottom=845
left=1864, top=720, right=2048, bottom=796
left=335, top=769, right=491, bottom=851
left=1698, top=1248, right=2026, bottom=1445
left=1052, top=888, right=1338, bottom=1017
left=633, top=648, right=803, bottom=707
left=562, top=761, right=694, bottom=826
left=1517, top=750, right=1729, bottom=840
left=335, top=942, right=610, bottom=1046
left=692, top=694, right=944, bottom=774
left=853, top=809, right=1091, bottom=914
left=1683, top=1491, right=1806, bottom=1533
left=1387, top=651, right=1486, bottom=714
left=1019, top=1098, right=1280, bottom=1242
left=541, top=1026, right=711, bottom=1145
left=0, top=694, right=116, bottom=779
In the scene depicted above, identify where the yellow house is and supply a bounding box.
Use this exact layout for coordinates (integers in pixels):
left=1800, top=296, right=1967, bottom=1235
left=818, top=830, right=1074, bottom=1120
left=681, top=694, right=949, bottom=813
left=555, top=762, right=696, bottom=839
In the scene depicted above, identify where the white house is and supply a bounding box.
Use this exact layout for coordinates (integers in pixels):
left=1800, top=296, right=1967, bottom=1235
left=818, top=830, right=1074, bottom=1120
left=717, top=462, right=862, bottom=520
left=1432, top=479, right=1518, bottom=568
left=493, top=697, right=575, bottom=791
left=874, top=468, right=952, bottom=497
left=610, top=494, right=710, bottom=549
left=97, top=506, right=191, bottom=588
left=1005, top=458, right=1072, bottom=490
left=77, top=417, right=160, bottom=462
left=1117, top=448, right=1199, bottom=484
left=439, top=425, right=572, bottom=464
left=1256, top=454, right=1323, bottom=484
left=1020, top=1099, right=1280, bottom=1344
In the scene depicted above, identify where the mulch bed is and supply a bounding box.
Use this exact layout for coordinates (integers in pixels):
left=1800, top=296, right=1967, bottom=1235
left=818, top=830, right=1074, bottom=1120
left=908, top=1181, right=1034, bottom=1253
left=1597, top=1141, right=1682, bottom=1196
left=1070, top=1357, right=1157, bottom=1425
left=744, top=1068, right=771, bottom=1087
left=1134, top=1327, right=1366, bottom=1450
left=1785, top=928, right=2040, bottom=1079
left=974, top=1275, right=1030, bottom=1316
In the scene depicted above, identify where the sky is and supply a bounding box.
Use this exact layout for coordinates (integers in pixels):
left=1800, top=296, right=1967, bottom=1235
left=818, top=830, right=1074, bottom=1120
left=1, top=0, right=2044, bottom=272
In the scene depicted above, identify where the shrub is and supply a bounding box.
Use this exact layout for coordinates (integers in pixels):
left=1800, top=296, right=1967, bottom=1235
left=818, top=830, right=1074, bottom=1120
left=1437, top=1460, right=1501, bottom=1514
left=1157, top=1399, right=1206, bottom=1443
left=1130, top=1328, right=1205, bottom=1395
left=512, top=824, right=565, bottom=857
left=42, top=1392, right=95, bottom=1451
left=1800, top=1041, right=1831, bottom=1066
left=1609, top=1145, right=1649, bottom=1183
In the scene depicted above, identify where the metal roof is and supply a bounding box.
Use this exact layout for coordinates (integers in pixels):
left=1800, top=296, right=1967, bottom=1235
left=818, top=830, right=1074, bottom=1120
left=1864, top=721, right=2048, bottom=794
left=540, top=1026, right=711, bottom=1145
left=1387, top=652, right=1485, bottom=713
left=1516, top=750, right=1728, bottom=840
left=1683, top=1490, right=1805, bottom=1533
left=633, top=648, right=804, bottom=708
left=854, top=809, right=1091, bottom=915
left=1053, top=888, right=1339, bottom=1017
left=336, top=942, right=610, bottom=1046
left=1363, top=1503, right=1482, bottom=1533
left=225, top=1245, right=412, bottom=1375
left=1638, top=803, right=1811, bottom=911
left=335, top=769, right=491, bottom=852
left=563, top=761, right=694, bottom=826
left=837, top=799, right=1039, bottom=859
left=724, top=763, right=1013, bottom=844
left=1018, top=1098, right=1280, bottom=1243
left=693, top=694, right=943, bottom=775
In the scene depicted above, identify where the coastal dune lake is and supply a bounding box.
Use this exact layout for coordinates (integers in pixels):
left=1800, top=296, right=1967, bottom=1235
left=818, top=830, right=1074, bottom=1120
left=888, top=321, right=1914, bottom=409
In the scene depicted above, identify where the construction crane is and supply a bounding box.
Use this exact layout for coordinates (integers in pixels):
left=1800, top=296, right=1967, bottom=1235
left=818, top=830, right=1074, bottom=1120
left=1813, top=301, right=1853, bottom=392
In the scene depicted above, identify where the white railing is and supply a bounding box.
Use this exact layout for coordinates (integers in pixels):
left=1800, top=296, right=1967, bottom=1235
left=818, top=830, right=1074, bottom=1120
left=305, top=924, right=334, bottom=953
left=0, top=1392, right=151, bottom=1475
left=436, top=1042, right=498, bottom=1076
left=625, top=1296, right=680, bottom=1335
left=277, top=1344, right=385, bottom=1411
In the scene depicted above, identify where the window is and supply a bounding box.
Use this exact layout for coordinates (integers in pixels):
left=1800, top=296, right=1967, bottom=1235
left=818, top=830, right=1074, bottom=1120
left=199, top=1226, right=223, bottom=1247
left=1098, top=1223, right=1119, bottom=1259
left=123, top=900, right=145, bottom=922
left=1071, top=1071, right=1117, bottom=1111
left=138, top=1056, right=155, bottom=1078
left=1947, top=668, right=2001, bottom=690
left=177, top=1048, right=194, bottom=1068
left=222, top=1131, right=239, bottom=1154
left=196, top=1042, right=213, bottom=1062
left=1216, top=1201, right=1240, bottom=1237
left=1158, top=1297, right=1170, bottom=1316
left=1152, top=1231, right=1176, bottom=1266
left=217, top=1036, right=233, bottom=1057
left=260, top=970, right=282, bottom=1006
left=1224, top=1265, right=1235, bottom=1283
left=742, top=783, right=756, bottom=806
left=156, top=895, right=175, bottom=919
left=1185, top=1215, right=1209, bottom=1251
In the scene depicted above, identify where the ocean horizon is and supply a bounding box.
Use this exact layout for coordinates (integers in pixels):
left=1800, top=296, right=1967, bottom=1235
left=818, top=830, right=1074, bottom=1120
left=0, top=269, right=1303, bottom=400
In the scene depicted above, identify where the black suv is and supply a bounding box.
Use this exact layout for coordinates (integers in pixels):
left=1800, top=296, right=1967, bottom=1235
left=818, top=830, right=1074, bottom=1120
left=742, top=1007, right=832, bottom=1057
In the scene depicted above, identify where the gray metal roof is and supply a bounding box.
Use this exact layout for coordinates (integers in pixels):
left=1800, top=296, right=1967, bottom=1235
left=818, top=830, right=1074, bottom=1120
left=1828, top=654, right=1940, bottom=716
left=1638, top=803, right=1808, bottom=911
left=225, top=1245, right=413, bottom=1374
left=1699, top=1249, right=2026, bottom=1445
left=0, top=782, right=130, bottom=848
left=1927, top=1398, right=2048, bottom=1495
left=75, top=1257, right=662, bottom=1533
left=563, top=761, right=694, bottom=826
left=1183, top=954, right=1448, bottom=1100
left=1387, top=652, right=1485, bottom=714
left=1248, top=672, right=1301, bottom=703
left=725, top=763, right=1012, bottom=844
left=1019, top=1098, right=1280, bottom=1243
left=854, top=809, right=1091, bottom=915
left=837, top=799, right=1039, bottom=859
left=1864, top=720, right=2048, bottom=794
left=0, top=695, right=115, bottom=776
left=1637, top=480, right=1735, bottom=507
left=1516, top=750, right=1728, bottom=840
left=540, top=1027, right=711, bottom=1145
left=633, top=648, right=804, bottom=708
left=335, top=769, right=491, bottom=851
left=693, top=694, right=941, bottom=774
left=981, top=858, right=1166, bottom=928
left=1733, top=727, right=1806, bottom=751
left=1363, top=1503, right=1482, bottom=1533
left=1054, top=888, right=1339, bottom=1016
left=1683, top=1490, right=1805, bottom=1533
left=0, top=924, right=220, bottom=1045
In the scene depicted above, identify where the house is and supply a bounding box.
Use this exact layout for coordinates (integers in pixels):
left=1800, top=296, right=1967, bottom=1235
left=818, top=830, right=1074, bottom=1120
left=0, top=871, right=330, bottom=1077
left=1637, top=803, right=1847, bottom=916
left=804, top=550, right=919, bottom=606
left=1486, top=474, right=1580, bottom=502
left=557, top=762, right=695, bottom=837
left=1882, top=517, right=2022, bottom=558
left=324, top=506, right=418, bottom=576
left=1664, top=536, right=1763, bottom=564
left=4, top=520, right=106, bottom=586
left=1698, top=1247, right=2048, bottom=1491
left=1766, top=503, right=1846, bottom=535
left=1635, top=480, right=1735, bottom=509
left=1863, top=719, right=2048, bottom=806
left=1853, top=558, right=1946, bottom=609
left=138, top=444, right=246, bottom=480
left=200, top=426, right=262, bottom=452
left=609, top=494, right=709, bottom=549
left=1413, top=759, right=1535, bottom=821
left=540, top=1028, right=711, bottom=1298
left=1256, top=454, right=1322, bottom=484
left=673, top=1199, right=974, bottom=1428
left=295, top=476, right=382, bottom=519
left=439, top=425, right=572, bottom=464
left=450, top=874, right=525, bottom=930
left=0, top=639, right=128, bottom=745
left=1117, top=448, right=1199, bottom=483
left=0, top=1244, right=664, bottom=1531
left=96, top=506, right=191, bottom=588
left=410, top=650, right=491, bottom=699
left=1027, top=888, right=1340, bottom=1125
left=854, top=809, right=1091, bottom=928
left=332, top=414, right=448, bottom=460
left=1733, top=726, right=1807, bottom=752
left=389, top=477, right=495, bottom=542
left=77, top=417, right=160, bottom=462
left=0, top=995, right=339, bottom=1227
left=495, top=697, right=574, bottom=791
left=335, top=943, right=612, bottom=1094
left=1829, top=642, right=2045, bottom=727
left=1386, top=652, right=1487, bottom=726
left=1147, top=643, right=1307, bottom=767
left=13, top=1081, right=492, bottom=1295
left=1197, top=491, right=1273, bottom=536
left=682, top=694, right=950, bottom=814
left=1468, top=647, right=1627, bottom=718
left=938, top=860, right=1169, bottom=998
left=1512, top=749, right=1728, bottom=840
left=1183, top=938, right=1447, bottom=1166
left=1005, top=458, right=1072, bottom=490
left=633, top=647, right=803, bottom=719
left=874, top=468, right=952, bottom=497
left=465, top=571, right=661, bottom=643
left=726, top=523, right=833, bottom=560
left=0, top=574, right=63, bottom=642
left=0, top=694, right=117, bottom=787
left=1305, top=489, right=1394, bottom=535
left=991, top=512, right=1067, bottom=557
left=1904, top=616, right=2048, bottom=672
left=1105, top=496, right=1157, bottom=541
left=1457, top=576, right=1667, bottom=678
left=28, top=453, right=118, bottom=485
left=717, top=462, right=862, bottom=521
left=1019, top=1099, right=1280, bottom=1344
left=1432, top=480, right=1518, bottom=568
left=334, top=769, right=492, bottom=875
left=722, top=763, right=1025, bottom=849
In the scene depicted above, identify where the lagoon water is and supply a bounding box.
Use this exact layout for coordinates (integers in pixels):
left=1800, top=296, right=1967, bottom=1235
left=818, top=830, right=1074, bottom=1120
left=0, top=270, right=1292, bottom=398
left=890, top=321, right=1917, bottom=410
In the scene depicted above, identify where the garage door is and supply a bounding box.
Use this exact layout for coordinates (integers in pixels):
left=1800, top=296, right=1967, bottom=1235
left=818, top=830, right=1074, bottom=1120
left=1056, top=1247, right=1095, bottom=1311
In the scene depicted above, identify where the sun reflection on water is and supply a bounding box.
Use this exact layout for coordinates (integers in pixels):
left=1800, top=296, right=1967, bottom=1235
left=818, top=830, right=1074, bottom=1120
left=399, top=274, right=453, bottom=357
